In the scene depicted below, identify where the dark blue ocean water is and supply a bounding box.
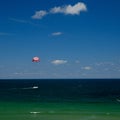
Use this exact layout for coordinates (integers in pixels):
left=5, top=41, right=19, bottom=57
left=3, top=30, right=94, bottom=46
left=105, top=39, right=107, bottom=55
left=0, top=79, right=120, bottom=102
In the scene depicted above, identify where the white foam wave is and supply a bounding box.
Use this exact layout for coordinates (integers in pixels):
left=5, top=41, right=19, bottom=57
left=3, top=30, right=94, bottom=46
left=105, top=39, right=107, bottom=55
left=9, top=86, right=39, bottom=90
left=30, top=111, right=41, bottom=114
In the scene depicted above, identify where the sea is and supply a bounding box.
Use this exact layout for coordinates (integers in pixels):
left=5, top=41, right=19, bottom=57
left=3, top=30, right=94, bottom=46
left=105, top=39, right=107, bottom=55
left=0, top=79, right=120, bottom=120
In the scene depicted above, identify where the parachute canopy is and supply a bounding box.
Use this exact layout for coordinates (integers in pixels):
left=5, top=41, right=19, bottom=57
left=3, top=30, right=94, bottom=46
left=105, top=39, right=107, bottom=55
left=32, top=56, right=40, bottom=62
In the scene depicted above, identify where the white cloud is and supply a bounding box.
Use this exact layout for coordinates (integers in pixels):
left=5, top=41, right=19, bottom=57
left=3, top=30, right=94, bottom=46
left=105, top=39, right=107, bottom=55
left=32, top=2, right=87, bottom=19
left=82, top=66, right=92, bottom=70
left=51, top=32, right=62, bottom=36
left=51, top=60, right=68, bottom=65
left=95, top=62, right=114, bottom=66
left=32, top=10, right=47, bottom=19
left=50, top=2, right=87, bottom=15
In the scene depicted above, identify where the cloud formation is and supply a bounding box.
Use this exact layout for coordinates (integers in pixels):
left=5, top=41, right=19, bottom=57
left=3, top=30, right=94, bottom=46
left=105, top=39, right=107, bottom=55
left=51, top=60, right=68, bottom=65
left=82, top=66, right=92, bottom=70
left=32, top=2, right=87, bottom=19
left=51, top=32, right=62, bottom=36
left=32, top=10, right=47, bottom=19
left=50, top=2, right=87, bottom=15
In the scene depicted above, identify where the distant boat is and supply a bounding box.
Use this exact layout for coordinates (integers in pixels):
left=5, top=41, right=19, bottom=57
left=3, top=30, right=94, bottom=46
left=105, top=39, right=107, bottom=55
left=32, top=86, right=38, bottom=89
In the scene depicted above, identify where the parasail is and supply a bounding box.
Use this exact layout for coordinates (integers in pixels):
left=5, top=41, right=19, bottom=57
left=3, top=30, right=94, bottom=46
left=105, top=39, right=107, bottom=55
left=32, top=56, right=40, bottom=62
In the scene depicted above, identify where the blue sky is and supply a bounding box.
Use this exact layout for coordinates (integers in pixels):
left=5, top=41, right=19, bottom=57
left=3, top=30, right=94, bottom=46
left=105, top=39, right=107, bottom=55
left=0, top=0, right=120, bottom=79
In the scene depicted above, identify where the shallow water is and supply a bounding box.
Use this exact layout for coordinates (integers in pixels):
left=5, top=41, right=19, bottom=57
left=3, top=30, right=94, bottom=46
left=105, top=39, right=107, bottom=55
left=0, top=101, right=120, bottom=120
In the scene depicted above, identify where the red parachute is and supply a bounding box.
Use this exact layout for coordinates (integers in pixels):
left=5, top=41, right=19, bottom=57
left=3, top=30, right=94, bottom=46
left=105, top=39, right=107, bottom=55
left=32, top=57, right=40, bottom=62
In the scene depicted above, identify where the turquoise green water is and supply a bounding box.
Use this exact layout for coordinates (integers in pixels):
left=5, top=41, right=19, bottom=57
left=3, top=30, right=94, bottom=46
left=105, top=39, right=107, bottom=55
left=0, top=101, right=120, bottom=120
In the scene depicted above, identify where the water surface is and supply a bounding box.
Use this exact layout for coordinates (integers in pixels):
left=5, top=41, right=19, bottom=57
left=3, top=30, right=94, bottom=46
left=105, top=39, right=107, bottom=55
left=0, top=79, right=120, bottom=120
